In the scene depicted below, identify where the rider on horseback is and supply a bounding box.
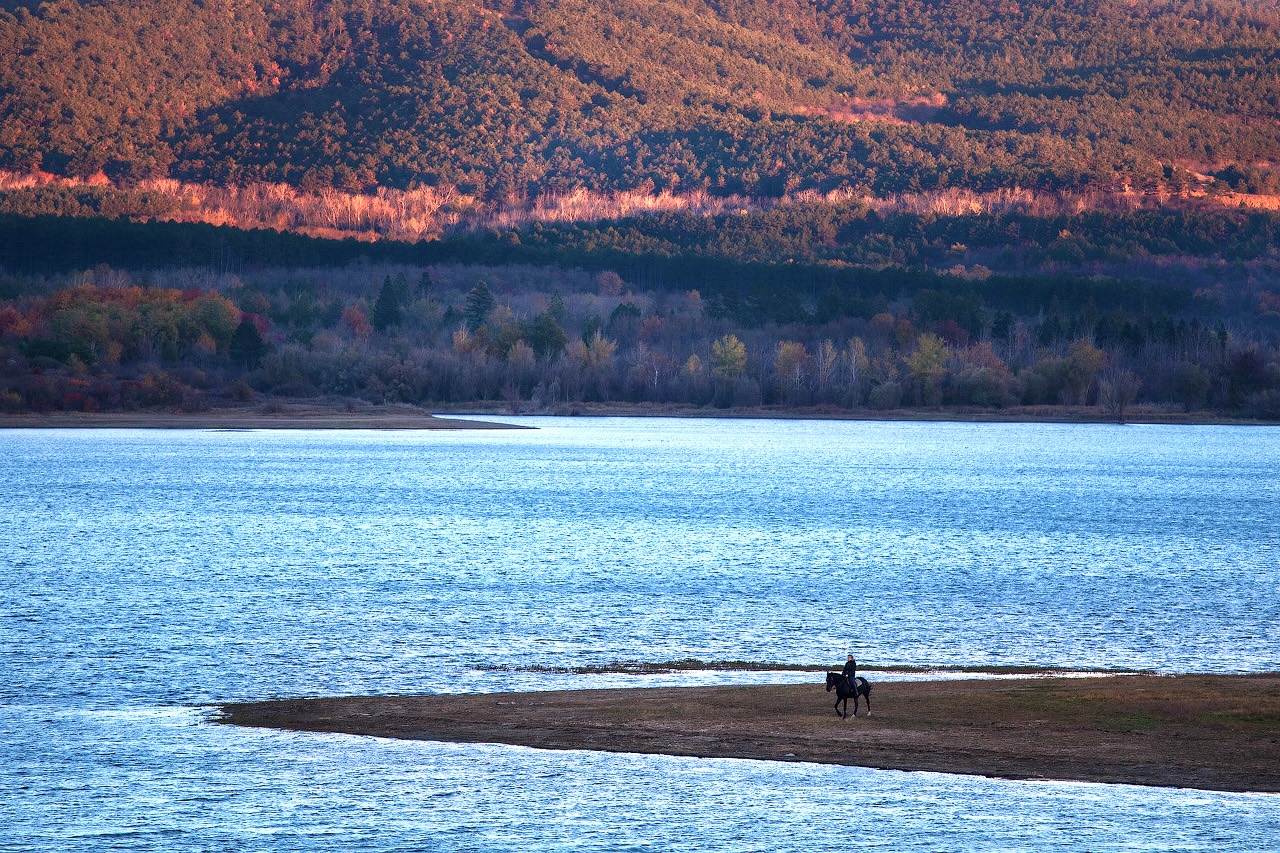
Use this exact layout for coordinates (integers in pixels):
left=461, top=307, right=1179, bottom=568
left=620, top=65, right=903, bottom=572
left=827, top=654, right=871, bottom=717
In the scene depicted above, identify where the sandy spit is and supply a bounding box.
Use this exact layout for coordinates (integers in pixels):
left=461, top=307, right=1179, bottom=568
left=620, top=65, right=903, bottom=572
left=218, top=675, right=1280, bottom=793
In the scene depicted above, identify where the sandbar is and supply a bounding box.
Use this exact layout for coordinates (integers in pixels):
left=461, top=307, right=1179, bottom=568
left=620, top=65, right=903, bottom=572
left=218, top=674, right=1280, bottom=793
left=0, top=409, right=524, bottom=430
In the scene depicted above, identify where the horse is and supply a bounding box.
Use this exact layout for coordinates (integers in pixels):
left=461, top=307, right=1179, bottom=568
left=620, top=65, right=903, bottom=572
left=825, top=671, right=872, bottom=718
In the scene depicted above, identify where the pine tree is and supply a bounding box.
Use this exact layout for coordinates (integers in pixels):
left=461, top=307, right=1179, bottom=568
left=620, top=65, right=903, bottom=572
left=228, top=318, right=268, bottom=370
left=464, top=282, right=495, bottom=331
left=372, top=275, right=404, bottom=332
left=522, top=312, right=568, bottom=358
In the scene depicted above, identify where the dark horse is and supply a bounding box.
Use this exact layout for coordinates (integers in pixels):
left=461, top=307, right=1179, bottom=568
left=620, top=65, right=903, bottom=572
left=825, top=672, right=872, bottom=718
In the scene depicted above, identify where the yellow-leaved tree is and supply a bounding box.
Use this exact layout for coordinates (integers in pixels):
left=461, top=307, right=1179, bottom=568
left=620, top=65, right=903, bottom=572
left=906, top=333, right=948, bottom=406
left=711, top=333, right=746, bottom=380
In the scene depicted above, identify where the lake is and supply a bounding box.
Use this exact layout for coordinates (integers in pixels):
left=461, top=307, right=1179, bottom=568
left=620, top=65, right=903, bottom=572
left=3, top=417, right=1278, bottom=850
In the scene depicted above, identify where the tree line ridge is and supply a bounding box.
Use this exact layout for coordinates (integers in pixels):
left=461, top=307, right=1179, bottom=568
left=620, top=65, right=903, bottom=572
left=1, top=0, right=1278, bottom=417
left=1, top=218, right=1276, bottom=419
left=3, top=0, right=1280, bottom=199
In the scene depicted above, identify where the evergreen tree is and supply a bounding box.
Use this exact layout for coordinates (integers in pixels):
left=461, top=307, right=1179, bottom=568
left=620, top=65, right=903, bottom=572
left=228, top=318, right=268, bottom=369
left=521, top=312, right=568, bottom=359
left=548, top=288, right=566, bottom=322
left=372, top=275, right=404, bottom=331
left=464, top=282, right=495, bottom=331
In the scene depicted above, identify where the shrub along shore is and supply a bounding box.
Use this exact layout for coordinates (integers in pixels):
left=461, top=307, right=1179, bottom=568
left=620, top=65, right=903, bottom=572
left=218, top=674, right=1280, bottom=793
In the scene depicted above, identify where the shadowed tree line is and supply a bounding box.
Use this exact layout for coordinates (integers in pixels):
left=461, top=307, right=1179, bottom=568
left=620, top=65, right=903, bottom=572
left=0, top=212, right=1231, bottom=330
left=3, top=245, right=1277, bottom=420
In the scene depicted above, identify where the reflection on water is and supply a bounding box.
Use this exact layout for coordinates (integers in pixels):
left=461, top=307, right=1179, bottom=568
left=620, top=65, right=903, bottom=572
left=2, top=419, right=1278, bottom=850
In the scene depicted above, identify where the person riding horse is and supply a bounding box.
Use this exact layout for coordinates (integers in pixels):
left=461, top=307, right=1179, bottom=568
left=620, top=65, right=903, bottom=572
left=825, top=658, right=872, bottom=717
left=841, top=654, right=857, bottom=689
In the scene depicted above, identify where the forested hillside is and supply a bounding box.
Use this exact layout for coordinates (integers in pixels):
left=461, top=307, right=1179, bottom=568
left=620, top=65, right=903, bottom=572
left=3, top=0, right=1280, bottom=197
left=1, top=218, right=1277, bottom=419
left=3, top=0, right=1280, bottom=418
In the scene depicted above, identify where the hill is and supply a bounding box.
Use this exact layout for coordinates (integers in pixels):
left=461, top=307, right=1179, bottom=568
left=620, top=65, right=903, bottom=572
left=3, top=0, right=1280, bottom=198
left=2, top=0, right=1280, bottom=419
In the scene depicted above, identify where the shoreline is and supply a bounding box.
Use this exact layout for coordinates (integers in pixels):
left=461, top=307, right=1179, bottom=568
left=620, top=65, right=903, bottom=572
left=0, top=407, right=528, bottom=430
left=2, top=401, right=1276, bottom=429
left=435, top=400, right=1279, bottom=426
left=218, top=675, right=1280, bottom=793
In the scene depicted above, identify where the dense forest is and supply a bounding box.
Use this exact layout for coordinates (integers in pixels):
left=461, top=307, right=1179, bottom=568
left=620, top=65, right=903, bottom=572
left=3, top=0, right=1280, bottom=418
left=2, top=219, right=1277, bottom=418
left=3, top=0, right=1280, bottom=198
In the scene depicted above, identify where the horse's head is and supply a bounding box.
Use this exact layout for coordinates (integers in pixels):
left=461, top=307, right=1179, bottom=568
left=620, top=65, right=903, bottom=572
left=825, top=671, right=838, bottom=692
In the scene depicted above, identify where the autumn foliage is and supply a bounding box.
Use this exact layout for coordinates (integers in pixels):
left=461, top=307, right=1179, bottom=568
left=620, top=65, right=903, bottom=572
left=1, top=279, right=242, bottom=411
left=2, top=259, right=1278, bottom=419
left=3, top=0, right=1280, bottom=202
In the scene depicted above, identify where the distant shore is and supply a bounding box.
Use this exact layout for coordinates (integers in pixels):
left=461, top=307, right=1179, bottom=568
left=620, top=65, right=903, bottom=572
left=218, top=675, right=1280, bottom=793
left=435, top=400, right=1278, bottom=426
left=2, top=400, right=1276, bottom=429
left=0, top=405, right=526, bottom=430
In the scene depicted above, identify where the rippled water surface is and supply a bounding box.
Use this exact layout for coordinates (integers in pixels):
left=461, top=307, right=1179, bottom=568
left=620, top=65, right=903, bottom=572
left=3, top=418, right=1278, bottom=851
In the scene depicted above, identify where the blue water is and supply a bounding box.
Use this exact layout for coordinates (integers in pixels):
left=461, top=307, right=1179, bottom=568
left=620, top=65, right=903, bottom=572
left=2, top=418, right=1278, bottom=851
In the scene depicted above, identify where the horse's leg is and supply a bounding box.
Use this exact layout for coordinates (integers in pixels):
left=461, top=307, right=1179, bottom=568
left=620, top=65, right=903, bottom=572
left=835, top=695, right=845, bottom=718
left=864, top=689, right=872, bottom=717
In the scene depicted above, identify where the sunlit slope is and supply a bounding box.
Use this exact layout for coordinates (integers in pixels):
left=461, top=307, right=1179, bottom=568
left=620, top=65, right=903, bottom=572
left=0, top=0, right=276, bottom=178
left=1, top=0, right=1279, bottom=197
left=520, top=0, right=878, bottom=112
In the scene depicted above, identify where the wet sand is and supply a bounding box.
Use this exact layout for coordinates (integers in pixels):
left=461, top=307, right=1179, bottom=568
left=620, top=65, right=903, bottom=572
left=219, top=674, right=1280, bottom=793
left=0, top=409, right=524, bottom=429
